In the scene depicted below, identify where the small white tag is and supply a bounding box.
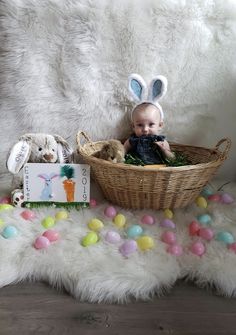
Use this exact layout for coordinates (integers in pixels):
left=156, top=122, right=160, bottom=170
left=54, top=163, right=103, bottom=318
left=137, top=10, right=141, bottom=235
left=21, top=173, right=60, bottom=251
left=57, top=143, right=73, bottom=163
left=7, top=141, right=30, bottom=174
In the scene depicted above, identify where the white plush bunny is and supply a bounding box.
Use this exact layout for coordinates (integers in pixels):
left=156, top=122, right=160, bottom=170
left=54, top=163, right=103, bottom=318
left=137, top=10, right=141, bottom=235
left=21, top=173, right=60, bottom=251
left=6, top=133, right=73, bottom=206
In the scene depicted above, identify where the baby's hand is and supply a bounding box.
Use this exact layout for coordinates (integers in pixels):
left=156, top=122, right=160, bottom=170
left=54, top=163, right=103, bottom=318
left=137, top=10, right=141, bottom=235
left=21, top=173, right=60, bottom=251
left=154, top=140, right=175, bottom=159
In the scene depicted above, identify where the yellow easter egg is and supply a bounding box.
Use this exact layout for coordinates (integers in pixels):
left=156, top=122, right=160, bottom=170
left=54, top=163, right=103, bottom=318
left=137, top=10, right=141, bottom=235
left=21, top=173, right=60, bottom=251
left=81, top=231, right=99, bottom=247
left=137, top=236, right=155, bottom=251
left=0, top=218, right=4, bottom=226
left=0, top=204, right=14, bottom=212
left=196, top=196, right=208, bottom=208
left=42, top=216, right=55, bottom=229
left=164, top=208, right=174, bottom=219
left=88, top=218, right=104, bottom=231
left=55, top=211, right=68, bottom=220
left=113, top=214, right=126, bottom=228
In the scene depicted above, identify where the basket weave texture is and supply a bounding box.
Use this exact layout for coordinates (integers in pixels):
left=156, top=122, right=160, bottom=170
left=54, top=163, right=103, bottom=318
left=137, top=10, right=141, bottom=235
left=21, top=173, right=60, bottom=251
left=77, top=131, right=231, bottom=210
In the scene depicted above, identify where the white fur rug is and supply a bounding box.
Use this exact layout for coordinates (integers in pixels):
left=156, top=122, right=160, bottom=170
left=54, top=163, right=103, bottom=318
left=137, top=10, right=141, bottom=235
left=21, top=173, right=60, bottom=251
left=0, top=181, right=236, bottom=303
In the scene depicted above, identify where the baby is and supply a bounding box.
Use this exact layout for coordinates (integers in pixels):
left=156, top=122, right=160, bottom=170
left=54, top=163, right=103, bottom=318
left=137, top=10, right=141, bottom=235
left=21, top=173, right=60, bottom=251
left=124, top=74, right=174, bottom=165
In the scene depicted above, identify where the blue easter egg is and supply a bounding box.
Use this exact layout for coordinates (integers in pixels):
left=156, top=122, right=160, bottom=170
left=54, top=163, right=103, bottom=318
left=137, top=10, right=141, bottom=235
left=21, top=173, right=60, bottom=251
left=2, top=226, right=18, bottom=239
left=127, top=225, right=143, bottom=238
left=197, top=214, right=212, bottom=226
left=216, top=231, right=235, bottom=244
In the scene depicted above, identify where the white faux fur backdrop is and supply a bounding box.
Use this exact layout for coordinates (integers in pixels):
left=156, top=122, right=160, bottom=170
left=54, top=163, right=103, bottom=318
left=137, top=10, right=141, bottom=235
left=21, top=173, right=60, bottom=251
left=0, top=0, right=236, bottom=182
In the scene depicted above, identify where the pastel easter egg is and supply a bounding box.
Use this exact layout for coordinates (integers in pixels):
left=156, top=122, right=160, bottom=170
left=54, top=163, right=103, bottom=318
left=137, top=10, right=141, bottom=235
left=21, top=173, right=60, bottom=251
left=167, top=244, right=183, bottom=256
left=190, top=241, right=206, bottom=256
left=228, top=242, right=236, bottom=253
left=216, top=231, right=235, bottom=244
left=0, top=204, right=14, bottom=211
left=42, top=216, right=55, bottom=229
left=0, top=218, right=4, bottom=226
left=20, top=209, right=36, bottom=221
left=42, top=229, right=59, bottom=242
left=55, top=211, right=68, bottom=220
left=189, top=221, right=201, bottom=236
left=81, top=231, right=99, bottom=247
left=197, top=214, right=212, bottom=226
left=105, top=231, right=121, bottom=244
left=127, top=225, right=143, bottom=238
left=161, top=231, right=177, bottom=245
left=119, top=240, right=137, bottom=257
left=160, top=219, right=176, bottom=229
left=0, top=196, right=11, bottom=204
left=198, top=227, right=214, bottom=241
left=195, top=196, right=208, bottom=208
left=34, top=236, right=50, bottom=249
left=89, top=198, right=97, bottom=207
left=221, top=193, right=234, bottom=204
left=137, top=236, right=154, bottom=251
left=208, top=194, right=221, bottom=202
left=104, top=206, right=117, bottom=218
left=113, top=214, right=126, bottom=228
left=2, top=226, right=18, bottom=239
left=141, top=214, right=155, bottom=225
left=163, top=208, right=174, bottom=219
left=88, top=218, right=104, bottom=231
left=201, top=187, right=214, bottom=197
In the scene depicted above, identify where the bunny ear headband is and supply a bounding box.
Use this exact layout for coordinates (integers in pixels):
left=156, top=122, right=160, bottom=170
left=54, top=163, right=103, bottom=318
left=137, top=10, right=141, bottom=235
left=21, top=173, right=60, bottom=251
left=128, top=73, right=168, bottom=121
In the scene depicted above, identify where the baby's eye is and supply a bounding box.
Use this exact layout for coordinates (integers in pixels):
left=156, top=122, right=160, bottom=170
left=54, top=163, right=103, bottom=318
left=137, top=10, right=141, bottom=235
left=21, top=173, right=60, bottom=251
left=52, top=149, right=55, bottom=152
left=137, top=124, right=143, bottom=127
left=38, top=147, right=42, bottom=151
left=149, top=123, right=155, bottom=127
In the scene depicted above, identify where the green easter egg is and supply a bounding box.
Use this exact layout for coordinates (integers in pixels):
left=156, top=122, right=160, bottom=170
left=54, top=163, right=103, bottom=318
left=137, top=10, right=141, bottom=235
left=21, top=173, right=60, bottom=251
left=0, top=218, right=4, bottom=226
left=81, top=232, right=98, bottom=247
left=0, top=204, right=14, bottom=212
left=42, top=216, right=55, bottom=229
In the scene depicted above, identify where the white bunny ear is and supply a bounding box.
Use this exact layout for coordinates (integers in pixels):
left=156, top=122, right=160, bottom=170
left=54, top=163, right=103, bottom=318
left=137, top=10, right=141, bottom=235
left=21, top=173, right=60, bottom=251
left=128, top=73, right=147, bottom=102
left=148, top=75, right=168, bottom=102
left=53, top=135, right=73, bottom=163
left=6, top=140, right=31, bottom=174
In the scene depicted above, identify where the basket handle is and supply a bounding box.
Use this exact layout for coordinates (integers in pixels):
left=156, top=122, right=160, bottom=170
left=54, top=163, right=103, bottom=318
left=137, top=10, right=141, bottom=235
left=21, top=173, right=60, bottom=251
left=214, top=138, right=231, bottom=159
left=76, top=131, right=94, bottom=151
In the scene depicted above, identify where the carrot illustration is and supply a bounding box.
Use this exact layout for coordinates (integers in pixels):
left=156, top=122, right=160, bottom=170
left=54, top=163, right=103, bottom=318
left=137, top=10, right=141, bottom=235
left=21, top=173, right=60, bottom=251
left=60, top=165, right=75, bottom=202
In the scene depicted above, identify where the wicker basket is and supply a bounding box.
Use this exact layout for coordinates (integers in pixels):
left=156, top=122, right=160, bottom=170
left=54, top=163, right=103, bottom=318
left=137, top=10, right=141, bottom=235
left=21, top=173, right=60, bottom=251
left=76, top=131, right=231, bottom=210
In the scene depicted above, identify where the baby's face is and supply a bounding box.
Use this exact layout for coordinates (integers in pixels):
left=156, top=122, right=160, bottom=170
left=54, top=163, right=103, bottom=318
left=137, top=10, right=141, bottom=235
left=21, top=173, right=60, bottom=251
left=132, top=104, right=163, bottom=137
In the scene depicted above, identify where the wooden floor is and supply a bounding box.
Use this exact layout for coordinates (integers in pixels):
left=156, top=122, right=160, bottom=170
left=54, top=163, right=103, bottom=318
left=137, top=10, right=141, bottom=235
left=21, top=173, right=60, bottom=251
left=0, top=280, right=236, bottom=335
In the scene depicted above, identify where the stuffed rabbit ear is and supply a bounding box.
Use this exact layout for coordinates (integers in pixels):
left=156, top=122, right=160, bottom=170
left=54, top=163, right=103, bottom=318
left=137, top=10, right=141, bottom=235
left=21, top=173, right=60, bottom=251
left=128, top=73, right=147, bottom=102
left=6, top=139, right=31, bottom=174
left=53, top=135, right=73, bottom=163
left=148, top=75, right=168, bottom=102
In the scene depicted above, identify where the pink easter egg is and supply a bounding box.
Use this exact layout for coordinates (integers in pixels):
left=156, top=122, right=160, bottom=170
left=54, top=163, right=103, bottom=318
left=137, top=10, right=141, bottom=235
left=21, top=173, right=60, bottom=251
left=160, top=219, right=175, bottom=229
left=141, top=214, right=155, bottom=225
left=190, top=241, right=205, bottom=256
left=167, top=244, right=183, bottom=256
left=34, top=236, right=50, bottom=249
left=161, top=231, right=177, bottom=245
left=0, top=196, right=11, bottom=204
left=208, top=194, right=221, bottom=202
left=119, top=240, right=137, bottom=257
left=20, top=209, right=36, bottom=221
left=42, top=229, right=60, bottom=242
left=105, top=231, right=121, bottom=244
left=221, top=193, right=234, bottom=204
left=90, top=198, right=97, bottom=207
left=189, top=221, right=200, bottom=236
left=104, top=206, right=117, bottom=218
left=228, top=242, right=236, bottom=253
left=198, top=227, right=214, bottom=241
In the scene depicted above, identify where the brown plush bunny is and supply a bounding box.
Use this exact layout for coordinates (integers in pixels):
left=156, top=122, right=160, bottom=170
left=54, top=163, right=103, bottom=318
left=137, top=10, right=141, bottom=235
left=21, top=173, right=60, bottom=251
left=93, top=140, right=125, bottom=163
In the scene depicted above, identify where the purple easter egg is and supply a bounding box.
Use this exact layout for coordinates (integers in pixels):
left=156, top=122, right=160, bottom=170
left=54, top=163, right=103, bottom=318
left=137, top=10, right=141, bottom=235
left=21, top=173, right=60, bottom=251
left=34, top=236, right=50, bottom=249
left=198, top=227, right=214, bottom=241
left=190, top=241, right=205, bottom=256
left=105, top=231, right=121, bottom=244
left=119, top=240, right=137, bottom=257
left=161, top=231, right=177, bottom=245
left=167, top=244, right=183, bottom=256
left=141, top=214, right=155, bottom=225
left=104, top=206, right=117, bottom=218
left=160, top=219, right=175, bottom=229
left=221, top=193, right=234, bottom=204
